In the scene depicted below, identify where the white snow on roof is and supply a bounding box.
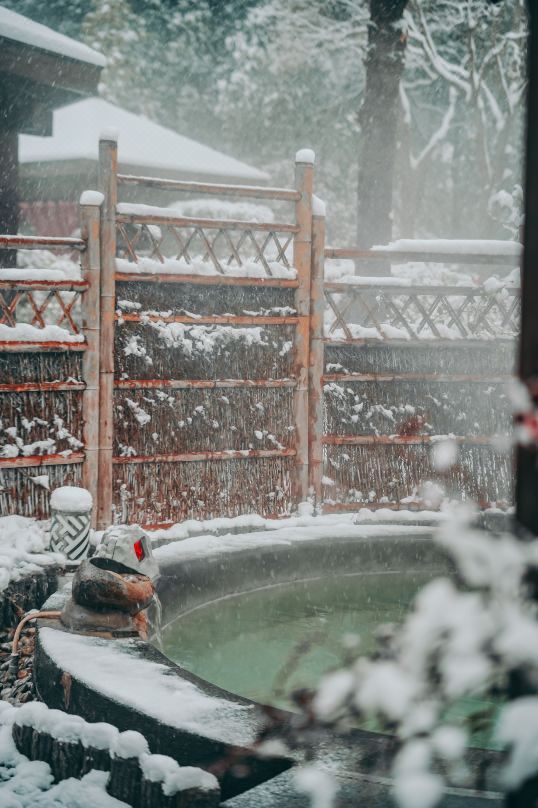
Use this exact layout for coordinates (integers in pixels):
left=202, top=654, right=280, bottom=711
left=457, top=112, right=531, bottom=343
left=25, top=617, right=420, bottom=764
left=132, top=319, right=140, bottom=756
left=0, top=6, right=105, bottom=67
left=19, top=98, right=269, bottom=183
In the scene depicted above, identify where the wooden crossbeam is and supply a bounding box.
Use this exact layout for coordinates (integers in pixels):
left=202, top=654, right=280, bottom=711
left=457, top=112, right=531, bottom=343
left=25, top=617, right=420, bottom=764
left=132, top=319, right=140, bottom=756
left=116, top=173, right=301, bottom=202
left=322, top=372, right=512, bottom=383
left=117, top=313, right=299, bottom=326
left=116, top=212, right=299, bottom=233
left=323, top=337, right=516, bottom=347
left=324, top=246, right=520, bottom=266
left=114, top=378, right=296, bottom=389
left=112, top=448, right=296, bottom=464
left=115, top=272, right=298, bottom=288
left=0, top=341, right=86, bottom=352
left=0, top=236, right=85, bottom=251
left=0, top=381, right=85, bottom=393
left=0, top=280, right=88, bottom=291
left=323, top=435, right=497, bottom=446
left=0, top=451, right=85, bottom=468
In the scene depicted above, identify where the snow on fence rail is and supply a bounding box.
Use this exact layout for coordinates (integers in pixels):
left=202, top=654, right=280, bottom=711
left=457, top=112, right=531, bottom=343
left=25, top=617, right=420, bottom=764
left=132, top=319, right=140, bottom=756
left=0, top=137, right=520, bottom=524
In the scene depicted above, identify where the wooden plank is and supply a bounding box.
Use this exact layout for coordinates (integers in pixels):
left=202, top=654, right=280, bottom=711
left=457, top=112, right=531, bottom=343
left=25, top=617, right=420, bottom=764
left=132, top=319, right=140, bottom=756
left=97, top=136, right=117, bottom=530
left=117, top=173, right=301, bottom=201
left=322, top=372, right=512, bottom=383
left=114, top=378, right=296, bottom=390
left=0, top=451, right=85, bottom=469
left=117, top=313, right=299, bottom=326
left=0, top=280, right=88, bottom=291
left=116, top=211, right=299, bottom=233
left=309, top=210, right=326, bottom=506
left=323, top=281, right=516, bottom=295
left=0, top=341, right=86, bottom=352
left=322, top=435, right=495, bottom=446
left=324, top=246, right=520, bottom=266
left=113, top=448, right=296, bottom=464
left=0, top=235, right=85, bottom=251
left=323, top=337, right=516, bottom=348
left=80, top=197, right=102, bottom=528
left=115, top=272, right=298, bottom=288
left=0, top=381, right=85, bottom=393
left=292, top=153, right=314, bottom=503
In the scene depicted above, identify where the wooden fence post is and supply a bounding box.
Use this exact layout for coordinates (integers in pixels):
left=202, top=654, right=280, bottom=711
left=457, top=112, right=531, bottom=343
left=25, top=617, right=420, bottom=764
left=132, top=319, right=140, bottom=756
left=309, top=203, right=326, bottom=511
left=80, top=192, right=103, bottom=527
left=97, top=136, right=118, bottom=530
left=293, top=149, right=314, bottom=506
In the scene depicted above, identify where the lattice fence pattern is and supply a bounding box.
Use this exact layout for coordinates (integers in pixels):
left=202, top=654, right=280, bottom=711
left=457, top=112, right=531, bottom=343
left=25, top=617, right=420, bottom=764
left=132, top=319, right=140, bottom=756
left=0, top=284, right=86, bottom=334
left=116, top=215, right=296, bottom=277
left=324, top=283, right=520, bottom=341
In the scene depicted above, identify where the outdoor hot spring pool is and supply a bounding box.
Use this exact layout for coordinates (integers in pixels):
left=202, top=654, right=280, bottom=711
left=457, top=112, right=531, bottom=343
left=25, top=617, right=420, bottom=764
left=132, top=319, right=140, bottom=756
left=160, top=567, right=499, bottom=745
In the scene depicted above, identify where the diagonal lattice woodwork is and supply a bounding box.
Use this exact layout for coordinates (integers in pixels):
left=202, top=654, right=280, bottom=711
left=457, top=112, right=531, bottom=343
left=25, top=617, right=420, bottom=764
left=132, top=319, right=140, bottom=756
left=323, top=283, right=520, bottom=341
left=116, top=221, right=295, bottom=277
left=0, top=287, right=84, bottom=334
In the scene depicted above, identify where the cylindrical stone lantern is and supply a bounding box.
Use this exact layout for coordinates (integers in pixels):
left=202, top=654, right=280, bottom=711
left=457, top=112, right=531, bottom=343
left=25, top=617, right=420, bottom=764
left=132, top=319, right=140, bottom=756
left=50, top=486, right=93, bottom=561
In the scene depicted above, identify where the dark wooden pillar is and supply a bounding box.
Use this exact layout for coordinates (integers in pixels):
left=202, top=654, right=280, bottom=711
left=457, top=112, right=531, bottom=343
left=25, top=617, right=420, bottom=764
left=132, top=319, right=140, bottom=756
left=356, top=0, right=408, bottom=256
left=0, top=128, right=19, bottom=267
left=516, top=1, right=538, bottom=536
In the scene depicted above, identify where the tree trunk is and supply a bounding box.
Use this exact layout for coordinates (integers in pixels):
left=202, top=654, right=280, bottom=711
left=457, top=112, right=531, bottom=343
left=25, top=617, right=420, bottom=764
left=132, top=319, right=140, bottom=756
left=0, top=128, right=19, bottom=267
left=356, top=0, right=409, bottom=255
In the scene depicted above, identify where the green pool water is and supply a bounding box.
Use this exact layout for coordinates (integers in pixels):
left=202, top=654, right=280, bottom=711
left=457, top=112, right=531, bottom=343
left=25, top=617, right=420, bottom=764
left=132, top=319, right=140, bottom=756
left=161, top=570, right=499, bottom=746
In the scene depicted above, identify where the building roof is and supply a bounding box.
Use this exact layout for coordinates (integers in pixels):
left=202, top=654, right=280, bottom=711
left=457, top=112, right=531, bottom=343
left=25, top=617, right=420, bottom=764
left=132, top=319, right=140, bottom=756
left=19, top=98, right=269, bottom=183
left=0, top=6, right=105, bottom=67
left=0, top=7, right=104, bottom=135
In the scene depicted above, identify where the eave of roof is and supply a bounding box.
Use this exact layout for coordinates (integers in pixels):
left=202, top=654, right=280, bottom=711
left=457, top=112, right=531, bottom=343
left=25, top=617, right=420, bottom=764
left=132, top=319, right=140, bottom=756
left=0, top=6, right=105, bottom=67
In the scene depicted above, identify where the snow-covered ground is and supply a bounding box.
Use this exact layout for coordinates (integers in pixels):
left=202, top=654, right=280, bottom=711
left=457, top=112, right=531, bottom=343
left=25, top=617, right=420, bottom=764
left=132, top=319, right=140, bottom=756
left=0, top=516, right=62, bottom=593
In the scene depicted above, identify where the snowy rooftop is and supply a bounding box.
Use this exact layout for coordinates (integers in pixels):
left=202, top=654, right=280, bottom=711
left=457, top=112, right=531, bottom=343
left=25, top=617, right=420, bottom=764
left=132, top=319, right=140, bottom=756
left=20, top=99, right=269, bottom=183
left=0, top=6, right=105, bottom=67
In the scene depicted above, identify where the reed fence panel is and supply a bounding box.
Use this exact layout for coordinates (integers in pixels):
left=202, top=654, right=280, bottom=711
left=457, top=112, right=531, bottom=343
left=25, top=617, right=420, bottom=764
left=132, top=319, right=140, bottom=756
left=0, top=209, right=100, bottom=521
left=309, top=232, right=518, bottom=512
left=96, top=141, right=313, bottom=527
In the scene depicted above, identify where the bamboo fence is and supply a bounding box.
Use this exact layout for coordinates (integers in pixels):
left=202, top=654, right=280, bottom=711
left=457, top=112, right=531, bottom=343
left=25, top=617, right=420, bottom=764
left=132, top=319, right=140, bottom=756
left=0, top=138, right=520, bottom=526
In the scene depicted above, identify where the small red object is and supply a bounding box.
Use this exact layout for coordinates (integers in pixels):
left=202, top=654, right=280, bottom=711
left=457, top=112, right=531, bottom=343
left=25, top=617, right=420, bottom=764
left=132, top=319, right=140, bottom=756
left=133, top=539, right=145, bottom=562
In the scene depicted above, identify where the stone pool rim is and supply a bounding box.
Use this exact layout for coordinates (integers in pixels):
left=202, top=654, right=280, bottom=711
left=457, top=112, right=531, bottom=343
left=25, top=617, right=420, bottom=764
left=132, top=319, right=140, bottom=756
left=34, top=522, right=501, bottom=804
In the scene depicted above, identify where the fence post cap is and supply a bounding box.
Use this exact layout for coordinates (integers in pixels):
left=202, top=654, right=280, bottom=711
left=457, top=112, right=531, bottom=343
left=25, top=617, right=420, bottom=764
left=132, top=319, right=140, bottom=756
left=312, top=195, right=326, bottom=217
left=295, top=148, right=315, bottom=165
left=79, top=190, right=104, bottom=207
left=99, top=129, right=119, bottom=143
left=50, top=486, right=93, bottom=513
